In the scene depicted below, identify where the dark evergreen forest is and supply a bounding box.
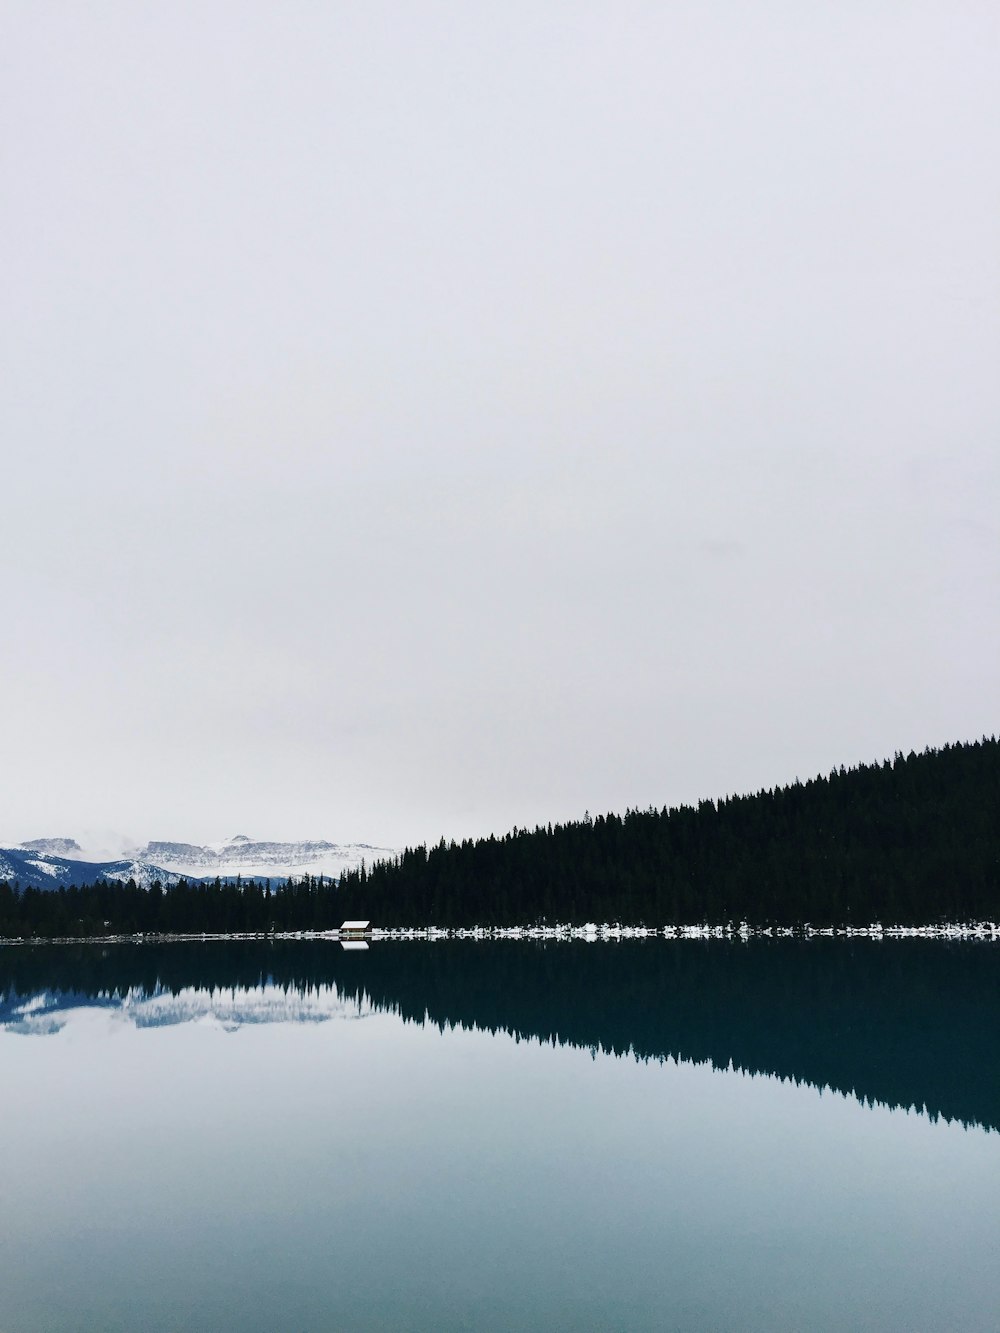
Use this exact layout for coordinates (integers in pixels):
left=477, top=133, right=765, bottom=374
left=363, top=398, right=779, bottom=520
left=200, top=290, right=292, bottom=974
left=1, top=737, right=997, bottom=937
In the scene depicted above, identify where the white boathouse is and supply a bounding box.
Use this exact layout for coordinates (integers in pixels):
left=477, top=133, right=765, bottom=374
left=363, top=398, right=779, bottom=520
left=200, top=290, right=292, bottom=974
left=340, top=920, right=371, bottom=939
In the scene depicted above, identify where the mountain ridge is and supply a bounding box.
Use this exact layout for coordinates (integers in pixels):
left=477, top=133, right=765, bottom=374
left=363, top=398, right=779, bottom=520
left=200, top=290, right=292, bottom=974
left=0, top=849, right=184, bottom=892
left=2, top=834, right=397, bottom=892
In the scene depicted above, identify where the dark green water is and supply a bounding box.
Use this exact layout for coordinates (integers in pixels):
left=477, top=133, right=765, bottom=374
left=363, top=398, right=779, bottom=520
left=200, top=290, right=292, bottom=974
left=1, top=939, right=997, bottom=1331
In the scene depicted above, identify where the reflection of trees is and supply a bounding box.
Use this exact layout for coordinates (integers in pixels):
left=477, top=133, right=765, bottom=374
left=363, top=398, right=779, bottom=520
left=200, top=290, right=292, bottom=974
left=1, top=939, right=997, bottom=1133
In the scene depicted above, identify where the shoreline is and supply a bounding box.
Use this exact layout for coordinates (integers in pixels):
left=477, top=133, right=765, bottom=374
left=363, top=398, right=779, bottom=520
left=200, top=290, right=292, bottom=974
left=1, top=921, right=998, bottom=947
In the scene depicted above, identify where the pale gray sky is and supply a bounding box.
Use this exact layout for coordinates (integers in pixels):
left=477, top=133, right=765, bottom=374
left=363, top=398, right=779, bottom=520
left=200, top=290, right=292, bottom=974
left=2, top=1, right=998, bottom=850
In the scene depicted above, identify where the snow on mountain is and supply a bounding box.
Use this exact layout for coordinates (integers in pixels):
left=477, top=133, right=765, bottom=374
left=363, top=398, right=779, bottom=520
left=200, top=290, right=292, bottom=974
left=19, top=837, right=83, bottom=857
left=4, top=833, right=398, bottom=890
left=0, top=848, right=183, bottom=892
left=100, top=860, right=186, bottom=889
left=1, top=983, right=374, bottom=1036
left=129, top=834, right=396, bottom=882
left=0, top=848, right=75, bottom=888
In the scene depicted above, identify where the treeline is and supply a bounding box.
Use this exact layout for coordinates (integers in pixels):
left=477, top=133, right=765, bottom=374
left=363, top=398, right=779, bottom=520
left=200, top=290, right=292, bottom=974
left=1, top=737, right=997, bottom=936
left=0, top=876, right=332, bottom=940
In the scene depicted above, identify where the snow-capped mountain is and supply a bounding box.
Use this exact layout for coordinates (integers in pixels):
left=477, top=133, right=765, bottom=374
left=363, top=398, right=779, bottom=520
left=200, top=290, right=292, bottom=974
left=3, top=833, right=397, bottom=891
left=19, top=837, right=83, bottom=857
left=129, top=834, right=395, bottom=881
left=0, top=848, right=183, bottom=892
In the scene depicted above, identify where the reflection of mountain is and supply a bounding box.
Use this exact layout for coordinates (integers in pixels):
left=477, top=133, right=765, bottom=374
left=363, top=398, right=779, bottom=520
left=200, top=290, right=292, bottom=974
left=1, top=940, right=997, bottom=1132
left=0, top=983, right=372, bottom=1035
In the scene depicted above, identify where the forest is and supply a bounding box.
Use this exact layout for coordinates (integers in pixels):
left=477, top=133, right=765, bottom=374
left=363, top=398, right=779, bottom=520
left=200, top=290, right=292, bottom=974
left=1, top=737, right=997, bottom=937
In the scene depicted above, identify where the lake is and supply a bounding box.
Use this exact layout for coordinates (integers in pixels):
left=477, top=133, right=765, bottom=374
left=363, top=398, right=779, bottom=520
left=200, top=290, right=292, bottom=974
left=1, top=939, right=997, bottom=1331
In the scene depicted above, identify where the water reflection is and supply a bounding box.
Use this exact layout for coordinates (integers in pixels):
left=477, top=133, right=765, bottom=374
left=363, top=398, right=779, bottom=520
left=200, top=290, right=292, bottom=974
left=2, top=938, right=997, bottom=1132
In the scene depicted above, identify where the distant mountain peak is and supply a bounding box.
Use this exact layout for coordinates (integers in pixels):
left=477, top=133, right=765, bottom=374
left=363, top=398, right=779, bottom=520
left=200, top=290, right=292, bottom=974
left=3, top=832, right=399, bottom=892
left=19, top=837, right=82, bottom=856
left=0, top=847, right=183, bottom=892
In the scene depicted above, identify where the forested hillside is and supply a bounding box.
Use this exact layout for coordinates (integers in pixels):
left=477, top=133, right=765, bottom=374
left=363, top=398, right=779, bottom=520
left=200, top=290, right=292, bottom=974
left=1, top=738, right=997, bottom=937
left=335, top=738, right=999, bottom=926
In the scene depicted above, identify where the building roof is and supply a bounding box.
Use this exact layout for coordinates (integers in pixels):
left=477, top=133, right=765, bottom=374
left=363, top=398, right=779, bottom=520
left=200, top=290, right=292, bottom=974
left=340, top=920, right=371, bottom=931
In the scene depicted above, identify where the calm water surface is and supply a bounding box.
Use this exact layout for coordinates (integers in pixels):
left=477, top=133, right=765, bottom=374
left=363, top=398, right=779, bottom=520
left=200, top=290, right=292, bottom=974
left=0, top=939, right=997, bottom=1332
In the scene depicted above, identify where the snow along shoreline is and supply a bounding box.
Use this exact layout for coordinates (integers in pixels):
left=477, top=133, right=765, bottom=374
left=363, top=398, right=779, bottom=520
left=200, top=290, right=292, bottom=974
left=1, top=921, right=998, bottom=947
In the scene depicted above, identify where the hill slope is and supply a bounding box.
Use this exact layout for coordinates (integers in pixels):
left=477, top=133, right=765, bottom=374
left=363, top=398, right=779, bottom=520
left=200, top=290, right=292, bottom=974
left=334, top=737, right=1000, bottom=927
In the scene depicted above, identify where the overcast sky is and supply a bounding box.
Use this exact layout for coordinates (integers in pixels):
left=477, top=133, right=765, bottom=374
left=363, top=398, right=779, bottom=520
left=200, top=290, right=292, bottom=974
left=2, top=1, right=997, bottom=850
